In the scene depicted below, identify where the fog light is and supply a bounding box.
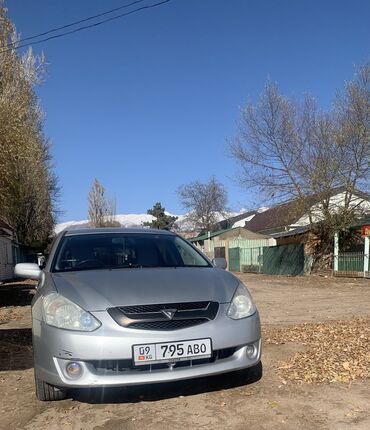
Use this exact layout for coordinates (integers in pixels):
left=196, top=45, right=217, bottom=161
left=246, top=344, right=257, bottom=359
left=66, top=361, right=82, bottom=378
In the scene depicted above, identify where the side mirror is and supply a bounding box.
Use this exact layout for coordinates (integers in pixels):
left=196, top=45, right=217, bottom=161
left=14, top=263, right=42, bottom=280
left=212, top=257, right=227, bottom=270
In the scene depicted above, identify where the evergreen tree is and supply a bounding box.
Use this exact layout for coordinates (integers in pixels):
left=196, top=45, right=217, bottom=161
left=143, top=202, right=178, bottom=230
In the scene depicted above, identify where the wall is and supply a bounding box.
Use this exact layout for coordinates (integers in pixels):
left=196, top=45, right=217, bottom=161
left=0, top=236, right=14, bottom=281
left=276, top=232, right=317, bottom=256
left=205, top=236, right=274, bottom=252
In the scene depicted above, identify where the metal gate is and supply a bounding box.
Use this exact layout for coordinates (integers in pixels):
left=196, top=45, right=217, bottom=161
left=228, top=248, right=241, bottom=272
left=240, top=247, right=264, bottom=273
left=263, top=244, right=304, bottom=276
left=335, top=252, right=366, bottom=277
left=214, top=246, right=226, bottom=259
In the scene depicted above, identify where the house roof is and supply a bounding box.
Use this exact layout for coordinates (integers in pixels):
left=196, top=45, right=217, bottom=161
left=0, top=218, right=14, bottom=238
left=217, top=227, right=271, bottom=240
left=269, top=225, right=311, bottom=238
left=189, top=226, right=271, bottom=242
left=245, top=200, right=305, bottom=233
left=189, top=228, right=234, bottom=242
left=218, top=210, right=257, bottom=229
left=245, top=187, right=370, bottom=234
left=196, top=210, right=257, bottom=237
left=270, top=217, right=370, bottom=238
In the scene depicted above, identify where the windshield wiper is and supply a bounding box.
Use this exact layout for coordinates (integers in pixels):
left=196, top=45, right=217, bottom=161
left=109, top=263, right=143, bottom=269
left=55, top=266, right=109, bottom=273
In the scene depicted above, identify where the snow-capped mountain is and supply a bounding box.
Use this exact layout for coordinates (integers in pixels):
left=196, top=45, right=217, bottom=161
left=55, top=209, right=264, bottom=235
left=55, top=212, right=186, bottom=234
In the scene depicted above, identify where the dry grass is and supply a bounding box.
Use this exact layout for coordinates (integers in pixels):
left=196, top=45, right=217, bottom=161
left=0, top=307, right=27, bottom=324
left=264, top=318, right=370, bottom=384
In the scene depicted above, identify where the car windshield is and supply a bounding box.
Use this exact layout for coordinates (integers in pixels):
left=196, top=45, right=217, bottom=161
left=52, top=233, right=211, bottom=272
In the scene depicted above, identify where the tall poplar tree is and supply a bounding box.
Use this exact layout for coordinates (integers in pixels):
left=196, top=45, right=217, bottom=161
left=0, top=3, right=59, bottom=248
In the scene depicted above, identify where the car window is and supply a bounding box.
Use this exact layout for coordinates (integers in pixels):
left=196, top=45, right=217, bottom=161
left=53, top=233, right=210, bottom=272
left=174, top=237, right=205, bottom=266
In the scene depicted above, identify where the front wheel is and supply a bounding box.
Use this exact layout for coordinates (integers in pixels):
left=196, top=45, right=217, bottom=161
left=35, top=374, right=67, bottom=401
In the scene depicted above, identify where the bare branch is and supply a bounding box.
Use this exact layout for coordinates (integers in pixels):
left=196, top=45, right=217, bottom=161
left=178, top=177, right=228, bottom=232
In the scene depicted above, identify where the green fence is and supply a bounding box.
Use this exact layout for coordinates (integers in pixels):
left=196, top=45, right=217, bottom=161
left=240, top=247, right=264, bottom=273
left=226, top=243, right=304, bottom=275
left=262, top=244, right=304, bottom=276
left=229, top=248, right=241, bottom=272
left=228, top=246, right=266, bottom=273
left=335, top=252, right=365, bottom=277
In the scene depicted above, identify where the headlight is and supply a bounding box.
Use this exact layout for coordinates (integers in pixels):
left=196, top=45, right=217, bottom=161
left=43, top=293, right=101, bottom=331
left=227, top=283, right=256, bottom=319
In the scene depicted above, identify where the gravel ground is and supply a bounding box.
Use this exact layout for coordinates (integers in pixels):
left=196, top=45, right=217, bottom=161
left=0, top=274, right=369, bottom=430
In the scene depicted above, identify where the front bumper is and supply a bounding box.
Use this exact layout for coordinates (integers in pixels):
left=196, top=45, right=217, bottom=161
left=33, top=305, right=261, bottom=388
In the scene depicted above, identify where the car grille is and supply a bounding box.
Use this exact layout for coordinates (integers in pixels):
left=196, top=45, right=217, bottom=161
left=129, top=318, right=207, bottom=330
left=121, top=301, right=211, bottom=314
left=108, top=301, right=219, bottom=331
left=87, top=347, right=237, bottom=374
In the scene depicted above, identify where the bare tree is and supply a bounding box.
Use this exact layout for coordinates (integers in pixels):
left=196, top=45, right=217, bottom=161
left=178, top=177, right=228, bottom=232
left=334, top=63, right=370, bottom=206
left=0, top=4, right=59, bottom=248
left=229, top=63, right=370, bottom=257
left=88, top=179, right=118, bottom=227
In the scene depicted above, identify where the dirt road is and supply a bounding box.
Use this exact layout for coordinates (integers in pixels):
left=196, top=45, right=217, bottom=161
left=1, top=274, right=369, bottom=430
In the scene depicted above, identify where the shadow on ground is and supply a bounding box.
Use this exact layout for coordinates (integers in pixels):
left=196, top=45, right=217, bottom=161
left=71, top=366, right=262, bottom=404
left=0, top=328, right=33, bottom=371
left=0, top=282, right=35, bottom=307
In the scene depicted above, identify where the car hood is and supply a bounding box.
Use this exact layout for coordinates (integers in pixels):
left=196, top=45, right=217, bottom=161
left=51, top=267, right=239, bottom=311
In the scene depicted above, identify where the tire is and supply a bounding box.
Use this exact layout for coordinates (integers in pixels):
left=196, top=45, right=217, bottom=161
left=35, top=375, right=67, bottom=401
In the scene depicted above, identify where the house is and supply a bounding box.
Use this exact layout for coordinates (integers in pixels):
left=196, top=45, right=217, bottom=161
left=190, top=226, right=275, bottom=249
left=190, top=226, right=276, bottom=272
left=0, top=219, right=16, bottom=281
left=240, top=188, right=370, bottom=276
left=188, top=188, right=370, bottom=275
left=244, top=187, right=370, bottom=236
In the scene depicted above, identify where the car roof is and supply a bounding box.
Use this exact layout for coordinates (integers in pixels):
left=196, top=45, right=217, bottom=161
left=63, top=227, right=176, bottom=237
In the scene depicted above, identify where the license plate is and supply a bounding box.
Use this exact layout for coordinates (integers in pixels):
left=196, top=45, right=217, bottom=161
left=133, top=338, right=212, bottom=366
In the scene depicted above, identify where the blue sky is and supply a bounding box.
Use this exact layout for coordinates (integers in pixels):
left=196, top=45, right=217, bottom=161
left=8, top=0, right=370, bottom=222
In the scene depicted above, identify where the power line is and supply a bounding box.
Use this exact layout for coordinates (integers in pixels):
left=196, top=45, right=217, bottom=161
left=5, top=0, right=148, bottom=48
left=1, top=0, right=171, bottom=53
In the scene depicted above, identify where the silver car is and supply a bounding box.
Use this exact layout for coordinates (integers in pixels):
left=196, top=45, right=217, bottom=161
left=15, top=228, right=262, bottom=401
